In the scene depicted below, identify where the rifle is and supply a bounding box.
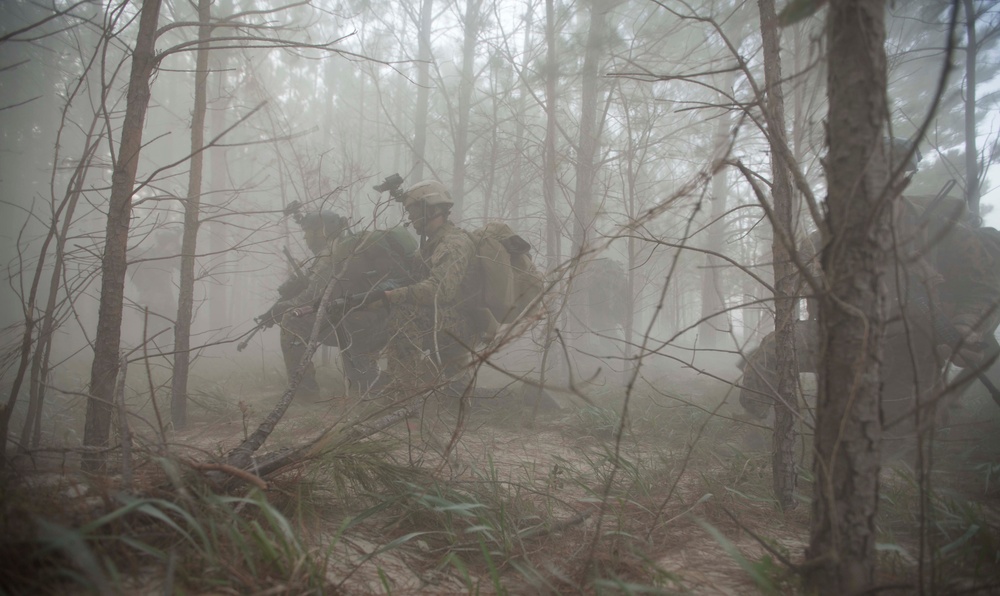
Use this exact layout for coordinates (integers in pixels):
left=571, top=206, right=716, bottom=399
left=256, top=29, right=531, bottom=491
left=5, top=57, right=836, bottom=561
left=318, top=279, right=407, bottom=321
left=241, top=269, right=308, bottom=336
left=237, top=270, right=308, bottom=352
left=273, top=294, right=372, bottom=323
left=237, top=304, right=286, bottom=352
left=236, top=325, right=262, bottom=352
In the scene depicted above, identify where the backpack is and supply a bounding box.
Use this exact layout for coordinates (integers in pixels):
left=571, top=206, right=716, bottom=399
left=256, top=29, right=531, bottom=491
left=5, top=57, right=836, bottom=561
left=331, top=226, right=418, bottom=292
left=467, top=223, right=544, bottom=334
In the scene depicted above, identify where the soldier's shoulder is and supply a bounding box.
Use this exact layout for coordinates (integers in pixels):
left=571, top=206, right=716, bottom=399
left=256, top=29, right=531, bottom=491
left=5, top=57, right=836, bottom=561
left=441, top=223, right=476, bottom=248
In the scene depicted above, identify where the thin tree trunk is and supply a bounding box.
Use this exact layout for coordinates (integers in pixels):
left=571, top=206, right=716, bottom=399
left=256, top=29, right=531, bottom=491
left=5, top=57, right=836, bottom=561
left=805, top=0, right=888, bottom=591
left=412, top=0, right=433, bottom=181
left=759, top=0, right=800, bottom=512
left=483, top=70, right=499, bottom=221
left=511, top=3, right=532, bottom=222
left=698, top=113, right=731, bottom=349
left=83, top=0, right=163, bottom=470
left=538, top=0, right=562, bottom=391
left=171, top=0, right=212, bottom=430
left=208, top=55, right=230, bottom=331
left=570, top=0, right=609, bottom=337
left=963, top=0, right=980, bottom=220
left=451, top=0, right=481, bottom=219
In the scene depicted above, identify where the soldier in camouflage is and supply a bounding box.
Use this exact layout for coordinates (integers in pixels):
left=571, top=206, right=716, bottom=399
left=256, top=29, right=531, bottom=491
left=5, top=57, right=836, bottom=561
left=739, top=139, right=1000, bottom=434
left=882, top=195, right=1000, bottom=435
left=362, top=180, right=480, bottom=397
left=262, top=210, right=349, bottom=396
left=739, top=196, right=1000, bottom=436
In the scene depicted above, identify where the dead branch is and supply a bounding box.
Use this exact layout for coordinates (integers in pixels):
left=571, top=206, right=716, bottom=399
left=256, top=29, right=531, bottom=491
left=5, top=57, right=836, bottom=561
left=188, top=461, right=268, bottom=491
left=517, top=508, right=595, bottom=541
left=248, top=403, right=419, bottom=480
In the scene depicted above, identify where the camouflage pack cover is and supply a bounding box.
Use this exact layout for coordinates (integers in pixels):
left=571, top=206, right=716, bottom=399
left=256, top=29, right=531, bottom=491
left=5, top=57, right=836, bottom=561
left=327, top=226, right=418, bottom=354
left=467, top=223, right=544, bottom=331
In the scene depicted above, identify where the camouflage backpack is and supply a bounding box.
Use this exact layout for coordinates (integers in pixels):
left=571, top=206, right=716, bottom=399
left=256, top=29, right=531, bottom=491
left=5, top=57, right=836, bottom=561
left=466, top=223, right=544, bottom=337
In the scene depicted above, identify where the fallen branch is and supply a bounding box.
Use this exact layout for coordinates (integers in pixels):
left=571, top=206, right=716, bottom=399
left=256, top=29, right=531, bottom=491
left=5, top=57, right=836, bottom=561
left=189, top=460, right=268, bottom=491
left=247, top=403, right=419, bottom=480
left=517, top=508, right=594, bottom=541
left=222, top=279, right=339, bottom=474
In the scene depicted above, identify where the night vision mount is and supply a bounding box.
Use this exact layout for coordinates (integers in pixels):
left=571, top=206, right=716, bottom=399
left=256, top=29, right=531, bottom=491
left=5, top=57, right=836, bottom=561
left=284, top=200, right=306, bottom=224
left=373, top=173, right=405, bottom=202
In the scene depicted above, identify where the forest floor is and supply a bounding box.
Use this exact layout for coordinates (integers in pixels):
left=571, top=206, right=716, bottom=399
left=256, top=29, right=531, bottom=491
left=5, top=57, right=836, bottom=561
left=3, top=357, right=1000, bottom=594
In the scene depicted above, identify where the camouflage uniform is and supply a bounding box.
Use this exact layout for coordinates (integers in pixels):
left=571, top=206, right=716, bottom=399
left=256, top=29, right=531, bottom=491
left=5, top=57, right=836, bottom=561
left=739, top=207, right=1000, bottom=438
left=275, top=238, right=342, bottom=393
left=737, top=319, right=820, bottom=419
left=881, top=212, right=1000, bottom=434
left=383, top=221, right=479, bottom=394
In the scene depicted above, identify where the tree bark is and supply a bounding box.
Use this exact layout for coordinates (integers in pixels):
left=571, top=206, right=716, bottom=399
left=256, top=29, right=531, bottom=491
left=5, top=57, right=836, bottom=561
left=412, top=0, right=433, bottom=181
left=805, top=0, right=889, bottom=592
left=570, top=0, right=609, bottom=337
left=171, top=0, right=212, bottom=430
left=537, top=0, right=562, bottom=390
left=451, top=0, right=481, bottom=220
left=698, top=112, right=731, bottom=349
left=543, top=0, right=560, bottom=274
left=83, top=0, right=163, bottom=470
left=510, top=3, right=533, bottom=222
left=963, top=0, right=980, bottom=220
left=758, top=0, right=800, bottom=512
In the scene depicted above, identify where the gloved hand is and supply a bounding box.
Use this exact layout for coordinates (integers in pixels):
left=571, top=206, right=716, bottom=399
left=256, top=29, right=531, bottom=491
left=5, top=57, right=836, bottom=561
left=936, top=323, right=985, bottom=368
left=256, top=306, right=281, bottom=329
left=354, top=289, right=387, bottom=310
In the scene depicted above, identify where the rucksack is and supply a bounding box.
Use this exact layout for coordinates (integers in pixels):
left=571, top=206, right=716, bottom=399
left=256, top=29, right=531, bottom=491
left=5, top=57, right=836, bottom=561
left=331, top=226, right=418, bottom=291
left=466, top=223, right=544, bottom=334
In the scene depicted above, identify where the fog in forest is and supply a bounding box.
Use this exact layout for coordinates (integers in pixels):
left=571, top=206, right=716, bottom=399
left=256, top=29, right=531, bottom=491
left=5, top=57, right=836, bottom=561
left=1, top=0, right=1000, bottom=593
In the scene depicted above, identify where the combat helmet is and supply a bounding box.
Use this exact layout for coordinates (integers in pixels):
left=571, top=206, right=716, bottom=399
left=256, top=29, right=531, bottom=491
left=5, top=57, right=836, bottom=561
left=400, top=180, right=453, bottom=210
left=298, top=210, right=348, bottom=239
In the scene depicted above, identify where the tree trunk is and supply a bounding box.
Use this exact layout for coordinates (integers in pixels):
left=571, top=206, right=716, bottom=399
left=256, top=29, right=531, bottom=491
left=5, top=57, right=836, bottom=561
left=207, top=0, right=232, bottom=342
left=451, top=0, right=481, bottom=220
left=511, top=3, right=532, bottom=222
left=698, top=113, right=731, bottom=349
left=538, top=0, right=562, bottom=392
left=758, top=0, right=800, bottom=512
left=83, top=0, right=163, bottom=470
left=624, top=169, right=638, bottom=384
left=570, top=0, right=609, bottom=337
left=805, top=0, right=889, bottom=591
left=963, top=0, right=980, bottom=220
left=412, top=0, right=433, bottom=181
left=170, top=0, right=212, bottom=430
left=207, top=57, right=231, bottom=332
